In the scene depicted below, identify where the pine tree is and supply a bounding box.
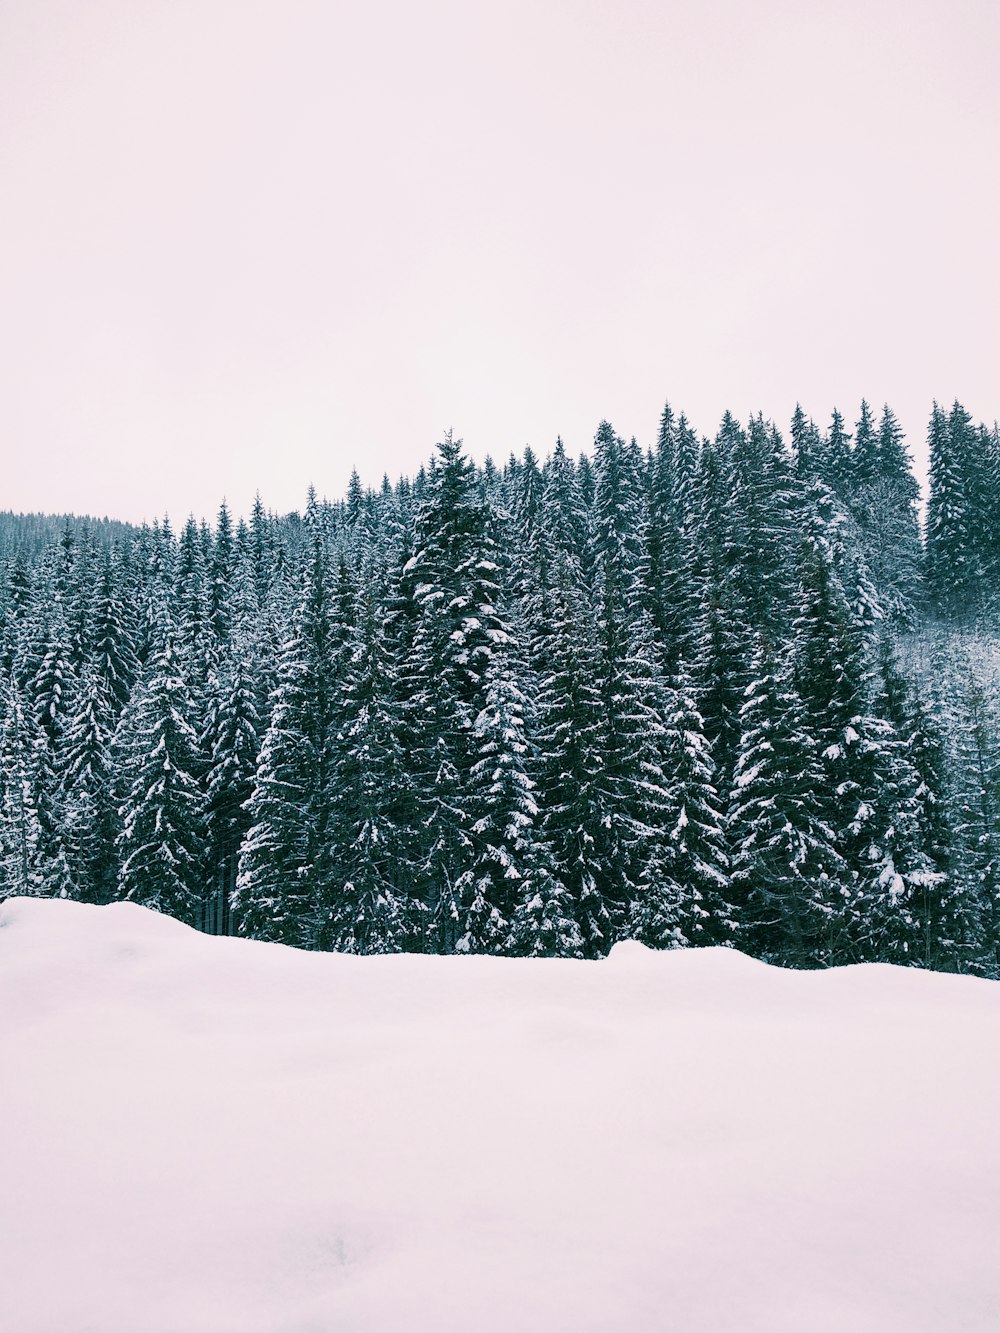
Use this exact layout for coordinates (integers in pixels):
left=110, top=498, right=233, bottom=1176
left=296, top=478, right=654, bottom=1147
left=729, top=637, right=841, bottom=964
left=943, top=648, right=1000, bottom=975
left=320, top=581, right=412, bottom=954
left=655, top=673, right=733, bottom=947
left=28, top=598, right=76, bottom=747
left=590, top=422, right=674, bottom=942
left=644, top=403, right=697, bottom=672
left=823, top=408, right=853, bottom=496
left=534, top=551, right=613, bottom=958
left=202, top=659, right=261, bottom=933
left=851, top=400, right=880, bottom=490
left=234, top=624, right=321, bottom=946
left=727, top=413, right=797, bottom=637
left=115, top=637, right=206, bottom=924
left=209, top=500, right=235, bottom=645
left=0, top=678, right=46, bottom=899
left=849, top=406, right=923, bottom=626
left=791, top=539, right=870, bottom=961
left=404, top=432, right=511, bottom=950
left=877, top=639, right=975, bottom=970
left=688, top=431, right=750, bottom=782
left=92, top=551, right=139, bottom=715
left=926, top=402, right=979, bottom=619
left=791, top=404, right=823, bottom=480
left=456, top=657, right=540, bottom=953
left=176, top=515, right=213, bottom=695
left=57, top=665, right=117, bottom=903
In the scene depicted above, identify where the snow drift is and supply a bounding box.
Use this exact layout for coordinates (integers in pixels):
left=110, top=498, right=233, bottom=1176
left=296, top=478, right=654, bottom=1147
left=1, top=898, right=999, bottom=1333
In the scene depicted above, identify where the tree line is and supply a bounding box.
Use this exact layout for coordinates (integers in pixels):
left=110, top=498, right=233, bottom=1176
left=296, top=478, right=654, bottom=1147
left=1, top=398, right=998, bottom=973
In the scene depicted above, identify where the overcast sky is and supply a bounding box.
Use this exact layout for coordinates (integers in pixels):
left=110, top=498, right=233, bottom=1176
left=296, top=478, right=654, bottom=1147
left=1, top=0, right=997, bottom=524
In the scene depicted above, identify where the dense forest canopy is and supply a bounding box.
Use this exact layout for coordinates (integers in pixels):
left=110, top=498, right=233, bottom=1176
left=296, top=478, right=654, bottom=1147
left=1, top=399, right=998, bottom=973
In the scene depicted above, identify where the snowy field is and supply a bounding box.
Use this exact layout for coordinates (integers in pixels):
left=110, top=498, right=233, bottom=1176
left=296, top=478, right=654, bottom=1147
left=2, top=898, right=999, bottom=1333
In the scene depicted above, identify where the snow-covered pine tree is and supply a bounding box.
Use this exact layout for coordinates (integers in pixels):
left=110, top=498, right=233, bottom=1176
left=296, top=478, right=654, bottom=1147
left=791, top=403, right=823, bottom=480
left=728, top=636, right=842, bottom=965
left=644, top=402, right=698, bottom=674
left=455, top=654, right=541, bottom=953
left=176, top=514, right=214, bottom=702
left=926, top=402, right=979, bottom=620
left=403, top=431, right=511, bottom=951
left=653, top=670, right=733, bottom=948
left=92, top=549, right=139, bottom=717
left=791, top=537, right=871, bottom=962
left=56, top=664, right=117, bottom=903
left=850, top=400, right=879, bottom=491
left=114, top=634, right=206, bottom=924
left=939, top=643, right=1000, bottom=975
left=209, top=500, right=235, bottom=646
left=0, top=677, right=46, bottom=899
left=628, top=669, right=726, bottom=953
left=320, top=577, right=412, bottom=954
left=687, top=428, right=750, bottom=784
left=533, top=548, right=613, bottom=957
left=590, top=422, right=675, bottom=943
left=848, top=406, right=923, bottom=626
left=823, top=408, right=853, bottom=497
left=202, top=658, right=261, bottom=934
left=727, top=414, right=798, bottom=639
left=234, top=626, right=320, bottom=946
left=877, top=637, right=977, bottom=971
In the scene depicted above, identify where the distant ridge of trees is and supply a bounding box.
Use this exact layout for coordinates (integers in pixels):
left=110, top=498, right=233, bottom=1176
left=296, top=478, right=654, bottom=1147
left=0, top=512, right=139, bottom=561
left=1, top=398, right=999, bottom=975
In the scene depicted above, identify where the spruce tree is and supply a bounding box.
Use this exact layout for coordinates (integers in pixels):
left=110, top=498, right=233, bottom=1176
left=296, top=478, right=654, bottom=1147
left=533, top=550, right=613, bottom=958
left=115, top=636, right=206, bottom=924
left=0, top=678, right=46, bottom=899
left=634, top=672, right=732, bottom=951
left=729, top=637, right=841, bottom=965
left=926, top=402, right=978, bottom=619
left=590, top=422, right=674, bottom=942
left=456, top=656, right=540, bottom=953
left=404, top=431, right=511, bottom=950
left=202, top=659, right=261, bottom=934
left=57, top=665, right=117, bottom=903
left=320, top=581, right=412, bottom=954
left=233, top=597, right=326, bottom=946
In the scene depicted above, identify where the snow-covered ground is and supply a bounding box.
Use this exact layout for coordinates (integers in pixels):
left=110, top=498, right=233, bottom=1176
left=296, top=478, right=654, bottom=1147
left=2, top=898, right=999, bottom=1333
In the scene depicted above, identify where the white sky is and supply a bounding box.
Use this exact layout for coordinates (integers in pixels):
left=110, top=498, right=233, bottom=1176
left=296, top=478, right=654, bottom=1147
left=1, top=0, right=998, bottom=524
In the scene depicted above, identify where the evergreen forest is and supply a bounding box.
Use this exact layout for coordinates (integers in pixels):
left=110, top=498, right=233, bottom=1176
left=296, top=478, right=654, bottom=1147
left=2, top=399, right=999, bottom=974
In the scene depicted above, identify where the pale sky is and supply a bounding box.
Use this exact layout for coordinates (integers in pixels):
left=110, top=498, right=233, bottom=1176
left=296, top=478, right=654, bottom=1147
left=1, top=0, right=997, bottom=524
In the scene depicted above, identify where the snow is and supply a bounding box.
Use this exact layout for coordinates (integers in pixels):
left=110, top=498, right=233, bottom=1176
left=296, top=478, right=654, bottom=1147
left=2, top=898, right=999, bottom=1333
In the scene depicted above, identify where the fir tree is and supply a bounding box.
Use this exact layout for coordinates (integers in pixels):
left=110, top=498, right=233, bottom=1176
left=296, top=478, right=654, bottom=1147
left=656, top=673, right=733, bottom=947
left=115, top=637, right=205, bottom=923
left=926, top=402, right=979, bottom=619
left=729, top=637, right=841, bottom=964
left=404, top=431, right=511, bottom=949
left=320, top=581, right=412, bottom=954
left=533, top=551, right=612, bottom=957
left=57, top=665, right=117, bottom=903
left=0, top=678, right=46, bottom=899
left=202, top=659, right=261, bottom=933
left=456, top=657, right=540, bottom=953
left=234, top=629, right=320, bottom=946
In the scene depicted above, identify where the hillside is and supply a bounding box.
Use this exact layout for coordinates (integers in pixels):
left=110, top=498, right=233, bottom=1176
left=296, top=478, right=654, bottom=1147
left=2, top=408, right=999, bottom=974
